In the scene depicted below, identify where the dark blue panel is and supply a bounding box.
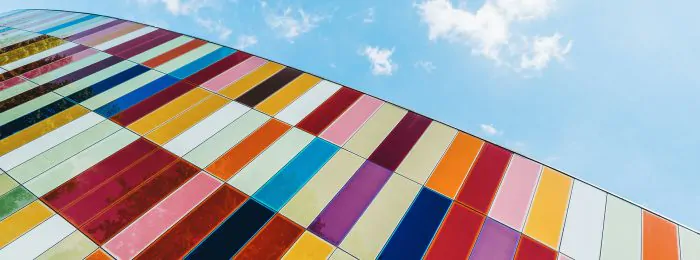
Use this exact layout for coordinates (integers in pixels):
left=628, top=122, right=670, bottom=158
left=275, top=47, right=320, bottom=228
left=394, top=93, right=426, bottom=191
left=66, top=64, right=150, bottom=104
left=185, top=199, right=274, bottom=259
left=94, top=74, right=178, bottom=117
left=170, top=47, right=236, bottom=79
left=379, top=188, right=451, bottom=260
left=39, top=14, right=97, bottom=34
left=0, top=98, right=76, bottom=140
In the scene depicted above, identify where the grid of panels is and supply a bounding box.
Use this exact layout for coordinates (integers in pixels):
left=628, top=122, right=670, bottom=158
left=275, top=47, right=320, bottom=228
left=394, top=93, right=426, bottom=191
left=0, top=8, right=697, bottom=260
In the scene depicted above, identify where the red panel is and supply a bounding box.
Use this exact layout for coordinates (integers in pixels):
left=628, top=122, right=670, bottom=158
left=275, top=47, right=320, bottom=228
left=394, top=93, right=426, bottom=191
left=425, top=203, right=485, bottom=259
left=143, top=39, right=206, bottom=68
left=514, top=235, right=557, bottom=260
left=60, top=148, right=177, bottom=225
left=456, top=143, right=512, bottom=214
left=296, top=87, right=362, bottom=135
left=111, top=81, right=196, bottom=126
left=184, top=51, right=252, bottom=86
left=234, top=214, right=304, bottom=259
left=135, top=185, right=247, bottom=260
left=42, top=138, right=157, bottom=210
left=82, top=160, right=199, bottom=244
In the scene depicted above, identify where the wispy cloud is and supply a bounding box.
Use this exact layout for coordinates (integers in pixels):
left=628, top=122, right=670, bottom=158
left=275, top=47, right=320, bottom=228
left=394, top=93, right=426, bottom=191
left=361, top=46, right=398, bottom=76
left=414, top=60, right=436, bottom=73
left=234, top=35, right=258, bottom=50
left=363, top=7, right=375, bottom=23
left=194, top=16, right=232, bottom=40
left=134, top=0, right=213, bottom=16
left=480, top=123, right=502, bottom=136
left=415, top=0, right=572, bottom=74
left=265, top=7, right=327, bottom=42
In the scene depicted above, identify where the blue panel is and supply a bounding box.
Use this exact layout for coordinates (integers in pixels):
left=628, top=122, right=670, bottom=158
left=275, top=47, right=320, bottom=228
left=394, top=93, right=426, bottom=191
left=380, top=188, right=451, bottom=260
left=186, top=199, right=274, bottom=259
left=0, top=27, right=13, bottom=34
left=169, top=47, right=236, bottom=79
left=0, top=98, right=76, bottom=140
left=66, top=64, right=150, bottom=104
left=39, top=14, right=97, bottom=34
left=94, top=74, right=178, bottom=117
left=253, top=138, right=339, bottom=211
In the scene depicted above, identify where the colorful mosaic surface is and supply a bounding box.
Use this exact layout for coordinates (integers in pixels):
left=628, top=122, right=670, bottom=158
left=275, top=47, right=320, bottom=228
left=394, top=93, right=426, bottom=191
left=0, top=8, right=698, bottom=260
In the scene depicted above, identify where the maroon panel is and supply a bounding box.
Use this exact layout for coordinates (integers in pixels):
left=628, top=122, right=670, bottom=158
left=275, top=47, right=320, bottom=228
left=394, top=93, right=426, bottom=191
left=59, top=148, right=177, bottom=226
left=115, top=31, right=181, bottom=59
left=0, top=45, right=87, bottom=81
left=296, top=88, right=362, bottom=135
left=456, top=143, right=512, bottom=214
left=514, top=235, right=557, bottom=260
left=104, top=29, right=171, bottom=56
left=366, top=112, right=432, bottom=171
left=111, top=81, right=196, bottom=126
left=65, top=20, right=125, bottom=41
left=183, top=51, right=252, bottom=86
left=135, top=185, right=248, bottom=259
left=82, top=160, right=199, bottom=244
left=41, top=138, right=157, bottom=210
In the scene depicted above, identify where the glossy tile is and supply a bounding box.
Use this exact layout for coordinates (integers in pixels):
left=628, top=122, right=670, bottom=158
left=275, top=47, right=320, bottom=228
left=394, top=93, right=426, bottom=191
left=219, top=62, right=285, bottom=99
left=456, top=143, right=512, bottom=214
left=282, top=231, right=334, bottom=260
left=296, top=87, right=362, bottom=135
left=488, top=155, right=541, bottom=231
left=469, top=218, right=520, bottom=260
left=395, top=121, right=456, bottom=184
left=643, top=211, right=679, bottom=260
left=523, top=167, right=572, bottom=249
left=235, top=214, right=304, bottom=259
left=559, top=181, right=606, bottom=260
left=276, top=80, right=341, bottom=125
left=425, top=203, right=485, bottom=260
left=256, top=73, right=321, bottom=116
left=600, top=195, right=642, bottom=260
left=36, top=230, right=97, bottom=260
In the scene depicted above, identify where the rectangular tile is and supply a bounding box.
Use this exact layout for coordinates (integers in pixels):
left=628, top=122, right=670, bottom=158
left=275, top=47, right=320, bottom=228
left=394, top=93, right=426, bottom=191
left=186, top=199, right=274, bottom=259
left=144, top=94, right=229, bottom=144
left=254, top=138, right=339, bottom=211
left=339, top=173, right=421, bottom=259
left=309, top=160, right=393, bottom=245
left=559, top=181, right=607, bottom=260
left=379, top=188, right=451, bottom=259
left=0, top=98, right=78, bottom=138
left=469, top=218, right=520, bottom=260
left=110, top=81, right=196, bottom=126
left=155, top=43, right=220, bottom=73
left=342, top=103, right=406, bottom=158
left=236, top=67, right=304, bottom=107
left=135, top=185, right=247, bottom=260
left=142, top=38, right=205, bottom=68
left=23, top=48, right=99, bottom=80
left=680, top=227, right=700, bottom=260
left=202, top=56, right=267, bottom=92
left=64, top=19, right=124, bottom=41
left=600, top=195, right=642, bottom=260
left=218, top=62, right=285, bottom=99
left=127, top=87, right=209, bottom=134
left=255, top=73, right=321, bottom=116
left=523, top=167, right=572, bottom=249
left=395, top=121, right=456, bottom=184
left=104, top=172, right=221, bottom=259
left=36, top=230, right=97, bottom=260
left=94, top=74, right=179, bottom=118
left=94, top=26, right=158, bottom=51
left=170, top=47, right=236, bottom=79
left=280, top=149, right=364, bottom=228
left=488, top=155, right=541, bottom=231
left=129, top=35, right=192, bottom=64
left=81, top=69, right=164, bottom=110
left=643, top=211, right=679, bottom=260
left=228, top=128, right=314, bottom=195
left=235, top=214, right=304, bottom=259
left=0, top=200, right=53, bottom=247
left=0, top=214, right=75, bottom=259
left=515, top=235, right=558, bottom=260
left=424, top=203, right=485, bottom=260
left=114, top=30, right=181, bottom=59
left=282, top=231, right=334, bottom=260
left=0, top=185, right=36, bottom=221
left=297, top=87, right=363, bottom=135
left=276, top=80, right=341, bottom=125
left=456, top=143, right=512, bottom=214
left=0, top=173, right=18, bottom=197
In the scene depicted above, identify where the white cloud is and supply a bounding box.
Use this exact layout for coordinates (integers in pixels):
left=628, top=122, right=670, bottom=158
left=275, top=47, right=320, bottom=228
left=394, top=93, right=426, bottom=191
left=480, top=123, right=502, bottom=135
left=134, top=0, right=212, bottom=16
left=361, top=46, right=398, bottom=76
left=415, top=0, right=572, bottom=73
left=414, top=60, right=437, bottom=73
left=234, top=35, right=258, bottom=50
left=364, top=7, right=375, bottom=23
left=194, top=17, right=232, bottom=40
left=265, top=7, right=326, bottom=42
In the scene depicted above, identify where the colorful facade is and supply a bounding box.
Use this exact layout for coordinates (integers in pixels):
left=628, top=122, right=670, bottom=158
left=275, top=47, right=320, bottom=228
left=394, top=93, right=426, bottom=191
left=0, top=9, right=698, bottom=260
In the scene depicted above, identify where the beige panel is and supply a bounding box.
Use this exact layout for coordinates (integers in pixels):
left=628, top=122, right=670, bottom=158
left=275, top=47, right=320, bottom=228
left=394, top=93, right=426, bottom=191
left=342, top=103, right=406, bottom=158
left=395, top=121, right=456, bottom=184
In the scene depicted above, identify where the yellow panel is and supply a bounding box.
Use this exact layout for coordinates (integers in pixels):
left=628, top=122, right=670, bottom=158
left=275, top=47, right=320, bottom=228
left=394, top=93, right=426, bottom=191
left=0, top=105, right=88, bottom=156
left=0, top=37, right=64, bottom=66
left=218, top=62, right=285, bottom=99
left=523, top=167, right=573, bottom=249
left=127, top=88, right=210, bottom=134
left=256, top=73, right=321, bottom=116
left=145, top=95, right=229, bottom=144
left=0, top=200, right=53, bottom=247
left=282, top=232, right=334, bottom=260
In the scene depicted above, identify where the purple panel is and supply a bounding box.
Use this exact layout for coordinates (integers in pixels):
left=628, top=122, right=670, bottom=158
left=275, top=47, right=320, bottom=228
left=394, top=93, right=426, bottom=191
left=367, top=112, right=431, bottom=171
left=308, top=161, right=392, bottom=245
left=469, top=218, right=520, bottom=260
left=65, top=19, right=124, bottom=41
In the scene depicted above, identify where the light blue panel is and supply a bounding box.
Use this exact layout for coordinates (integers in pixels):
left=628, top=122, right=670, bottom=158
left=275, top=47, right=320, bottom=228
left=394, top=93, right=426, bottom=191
left=39, top=14, right=97, bottom=34
left=253, top=138, right=340, bottom=211
left=169, top=47, right=236, bottom=79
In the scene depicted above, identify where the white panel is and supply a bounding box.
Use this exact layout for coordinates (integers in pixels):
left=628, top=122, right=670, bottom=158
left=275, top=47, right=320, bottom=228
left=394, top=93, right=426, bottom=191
left=2, top=42, right=77, bottom=71
left=0, top=215, right=75, bottom=260
left=164, top=102, right=250, bottom=156
left=680, top=227, right=700, bottom=260
left=600, top=195, right=642, bottom=260
left=0, top=112, right=104, bottom=170
left=275, top=80, right=341, bottom=125
left=93, top=26, right=158, bottom=51
left=560, top=181, right=607, bottom=260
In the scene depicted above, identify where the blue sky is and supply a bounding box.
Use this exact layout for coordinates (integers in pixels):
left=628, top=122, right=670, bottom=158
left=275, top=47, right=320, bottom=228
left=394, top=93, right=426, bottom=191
left=2, top=0, right=699, bottom=230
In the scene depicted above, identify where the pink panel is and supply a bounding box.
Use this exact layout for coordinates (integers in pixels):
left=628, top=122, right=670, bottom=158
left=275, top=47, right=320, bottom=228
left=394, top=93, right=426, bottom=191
left=103, top=172, right=221, bottom=259
left=558, top=254, right=573, bottom=260
left=201, top=56, right=267, bottom=92
left=487, top=155, right=541, bottom=231
left=73, top=22, right=134, bottom=44
left=0, top=76, right=26, bottom=91
left=319, top=95, right=383, bottom=146
left=23, top=48, right=99, bottom=79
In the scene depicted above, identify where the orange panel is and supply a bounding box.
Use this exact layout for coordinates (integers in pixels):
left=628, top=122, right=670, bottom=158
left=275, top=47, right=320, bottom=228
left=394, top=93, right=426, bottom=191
left=643, top=211, right=679, bottom=260
left=425, top=132, right=483, bottom=198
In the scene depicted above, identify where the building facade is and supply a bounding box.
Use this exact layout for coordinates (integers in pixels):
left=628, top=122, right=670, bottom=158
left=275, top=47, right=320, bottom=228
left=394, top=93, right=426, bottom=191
left=0, top=9, right=698, bottom=259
